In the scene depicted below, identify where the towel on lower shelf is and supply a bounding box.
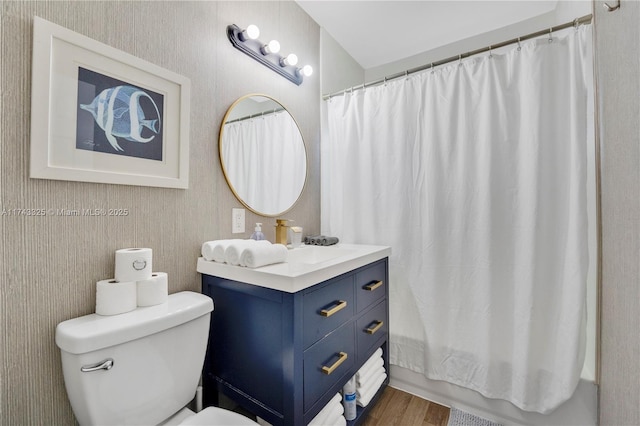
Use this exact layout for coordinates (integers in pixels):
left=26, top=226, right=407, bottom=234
left=240, top=243, right=288, bottom=268
left=356, top=357, right=384, bottom=386
left=201, top=239, right=241, bottom=262
left=224, top=240, right=271, bottom=266
left=356, top=366, right=386, bottom=397
left=357, top=359, right=384, bottom=387
left=356, top=371, right=387, bottom=408
left=308, top=393, right=342, bottom=426
left=321, top=403, right=345, bottom=426
left=357, top=348, right=383, bottom=376
left=335, top=416, right=346, bottom=426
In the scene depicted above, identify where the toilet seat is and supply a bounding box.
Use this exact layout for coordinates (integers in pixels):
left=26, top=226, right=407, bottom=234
left=179, top=407, right=260, bottom=426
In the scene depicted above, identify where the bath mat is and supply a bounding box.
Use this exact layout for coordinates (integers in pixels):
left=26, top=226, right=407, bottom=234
left=447, top=407, right=502, bottom=426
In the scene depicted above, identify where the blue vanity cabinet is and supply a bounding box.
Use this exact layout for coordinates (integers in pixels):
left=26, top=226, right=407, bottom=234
left=201, top=257, right=389, bottom=426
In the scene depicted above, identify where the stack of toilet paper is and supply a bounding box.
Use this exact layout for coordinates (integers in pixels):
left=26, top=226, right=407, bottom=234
left=355, top=348, right=387, bottom=407
left=308, top=393, right=346, bottom=426
left=201, top=239, right=288, bottom=268
left=95, top=248, right=168, bottom=316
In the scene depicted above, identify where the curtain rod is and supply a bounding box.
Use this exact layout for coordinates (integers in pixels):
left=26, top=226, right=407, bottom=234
left=322, top=13, right=593, bottom=100
left=224, top=107, right=285, bottom=124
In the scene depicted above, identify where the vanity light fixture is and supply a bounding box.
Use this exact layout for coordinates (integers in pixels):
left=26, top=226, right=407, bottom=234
left=227, top=24, right=312, bottom=86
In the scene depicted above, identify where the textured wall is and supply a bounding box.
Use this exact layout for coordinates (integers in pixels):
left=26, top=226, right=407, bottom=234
left=0, top=2, right=320, bottom=424
left=595, top=1, right=640, bottom=424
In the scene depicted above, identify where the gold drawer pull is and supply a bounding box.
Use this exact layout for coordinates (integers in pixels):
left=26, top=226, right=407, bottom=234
left=320, top=300, right=347, bottom=317
left=321, top=352, right=348, bottom=375
left=365, top=320, right=384, bottom=335
left=364, top=280, right=383, bottom=291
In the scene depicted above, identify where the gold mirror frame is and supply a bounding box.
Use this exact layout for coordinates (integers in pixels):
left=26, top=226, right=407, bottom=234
left=219, top=94, right=308, bottom=217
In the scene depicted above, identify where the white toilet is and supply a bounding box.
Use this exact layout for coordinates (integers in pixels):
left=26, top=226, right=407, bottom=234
left=55, top=291, right=259, bottom=426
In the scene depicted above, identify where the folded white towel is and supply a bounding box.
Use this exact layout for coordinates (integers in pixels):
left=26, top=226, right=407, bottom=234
left=224, top=240, right=271, bottom=266
left=356, top=357, right=384, bottom=385
left=308, top=393, right=342, bottom=426
left=356, top=372, right=387, bottom=408
left=334, top=416, right=346, bottom=426
left=356, top=368, right=387, bottom=398
left=357, top=348, right=383, bottom=377
left=241, top=243, right=288, bottom=268
left=356, top=367, right=387, bottom=395
left=201, top=239, right=241, bottom=262
left=319, top=401, right=344, bottom=426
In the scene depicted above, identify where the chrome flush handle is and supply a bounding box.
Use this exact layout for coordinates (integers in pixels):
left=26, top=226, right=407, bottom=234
left=81, top=358, right=114, bottom=373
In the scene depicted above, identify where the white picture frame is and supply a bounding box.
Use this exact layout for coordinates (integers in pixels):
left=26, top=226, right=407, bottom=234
left=30, top=16, right=190, bottom=189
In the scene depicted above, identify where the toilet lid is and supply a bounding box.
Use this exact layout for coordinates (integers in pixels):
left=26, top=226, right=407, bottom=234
left=179, top=407, right=261, bottom=426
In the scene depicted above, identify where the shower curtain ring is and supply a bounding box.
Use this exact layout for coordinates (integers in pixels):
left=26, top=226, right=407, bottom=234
left=517, top=37, right=522, bottom=51
left=548, top=28, right=553, bottom=43
left=489, top=46, right=493, bottom=58
left=431, top=63, right=434, bottom=74
left=458, top=54, right=462, bottom=67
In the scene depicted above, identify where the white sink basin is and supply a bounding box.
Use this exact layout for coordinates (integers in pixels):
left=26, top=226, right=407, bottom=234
left=197, top=243, right=391, bottom=293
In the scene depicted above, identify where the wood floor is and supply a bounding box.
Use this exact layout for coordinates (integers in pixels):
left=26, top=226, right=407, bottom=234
left=362, top=386, right=450, bottom=426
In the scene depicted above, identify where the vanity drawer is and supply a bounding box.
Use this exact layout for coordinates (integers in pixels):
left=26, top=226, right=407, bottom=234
left=303, top=321, right=355, bottom=411
left=356, top=260, right=387, bottom=312
left=357, top=300, right=388, bottom=360
left=303, top=275, right=355, bottom=348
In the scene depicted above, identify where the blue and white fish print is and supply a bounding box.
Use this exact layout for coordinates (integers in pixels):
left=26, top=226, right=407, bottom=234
left=79, top=85, right=161, bottom=152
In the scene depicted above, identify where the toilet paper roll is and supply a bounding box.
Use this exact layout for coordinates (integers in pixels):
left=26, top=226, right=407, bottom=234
left=96, top=279, right=137, bottom=316
left=137, top=272, right=168, bottom=307
left=115, top=248, right=152, bottom=282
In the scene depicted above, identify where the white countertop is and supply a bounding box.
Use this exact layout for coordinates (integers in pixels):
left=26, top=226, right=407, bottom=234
left=196, top=243, right=391, bottom=293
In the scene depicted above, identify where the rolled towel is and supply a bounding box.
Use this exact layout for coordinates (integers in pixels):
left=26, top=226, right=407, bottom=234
left=356, top=359, right=384, bottom=387
left=304, top=235, right=340, bottom=246
left=304, top=235, right=320, bottom=245
left=202, top=239, right=241, bottom=262
left=356, top=372, right=387, bottom=408
left=224, top=240, right=270, bottom=266
left=308, top=393, right=342, bottom=426
left=241, top=243, right=288, bottom=268
left=320, top=236, right=339, bottom=246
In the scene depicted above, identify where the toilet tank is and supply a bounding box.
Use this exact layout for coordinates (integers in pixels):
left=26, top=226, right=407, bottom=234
left=55, top=291, right=214, bottom=426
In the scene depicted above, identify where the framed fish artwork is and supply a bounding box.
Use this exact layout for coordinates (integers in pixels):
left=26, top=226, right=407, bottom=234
left=29, top=17, right=190, bottom=189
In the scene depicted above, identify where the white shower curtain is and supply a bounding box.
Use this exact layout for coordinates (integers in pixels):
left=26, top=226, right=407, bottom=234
left=322, top=26, right=593, bottom=413
left=223, top=111, right=306, bottom=214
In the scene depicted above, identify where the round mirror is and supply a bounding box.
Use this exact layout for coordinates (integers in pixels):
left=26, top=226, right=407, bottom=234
left=219, top=94, right=307, bottom=216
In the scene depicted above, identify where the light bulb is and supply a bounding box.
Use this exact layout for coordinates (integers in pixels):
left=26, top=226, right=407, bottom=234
left=261, top=39, right=280, bottom=55
left=240, top=24, right=260, bottom=41
left=302, top=65, right=313, bottom=77
left=281, top=53, right=298, bottom=67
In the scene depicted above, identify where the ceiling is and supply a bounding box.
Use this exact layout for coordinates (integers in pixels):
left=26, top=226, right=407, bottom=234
left=296, top=1, right=560, bottom=70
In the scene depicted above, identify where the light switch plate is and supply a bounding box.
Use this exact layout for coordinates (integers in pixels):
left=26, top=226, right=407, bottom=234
left=232, top=208, right=245, bottom=234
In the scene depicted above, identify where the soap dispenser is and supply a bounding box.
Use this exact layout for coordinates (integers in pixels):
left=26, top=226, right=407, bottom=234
left=250, top=223, right=265, bottom=241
